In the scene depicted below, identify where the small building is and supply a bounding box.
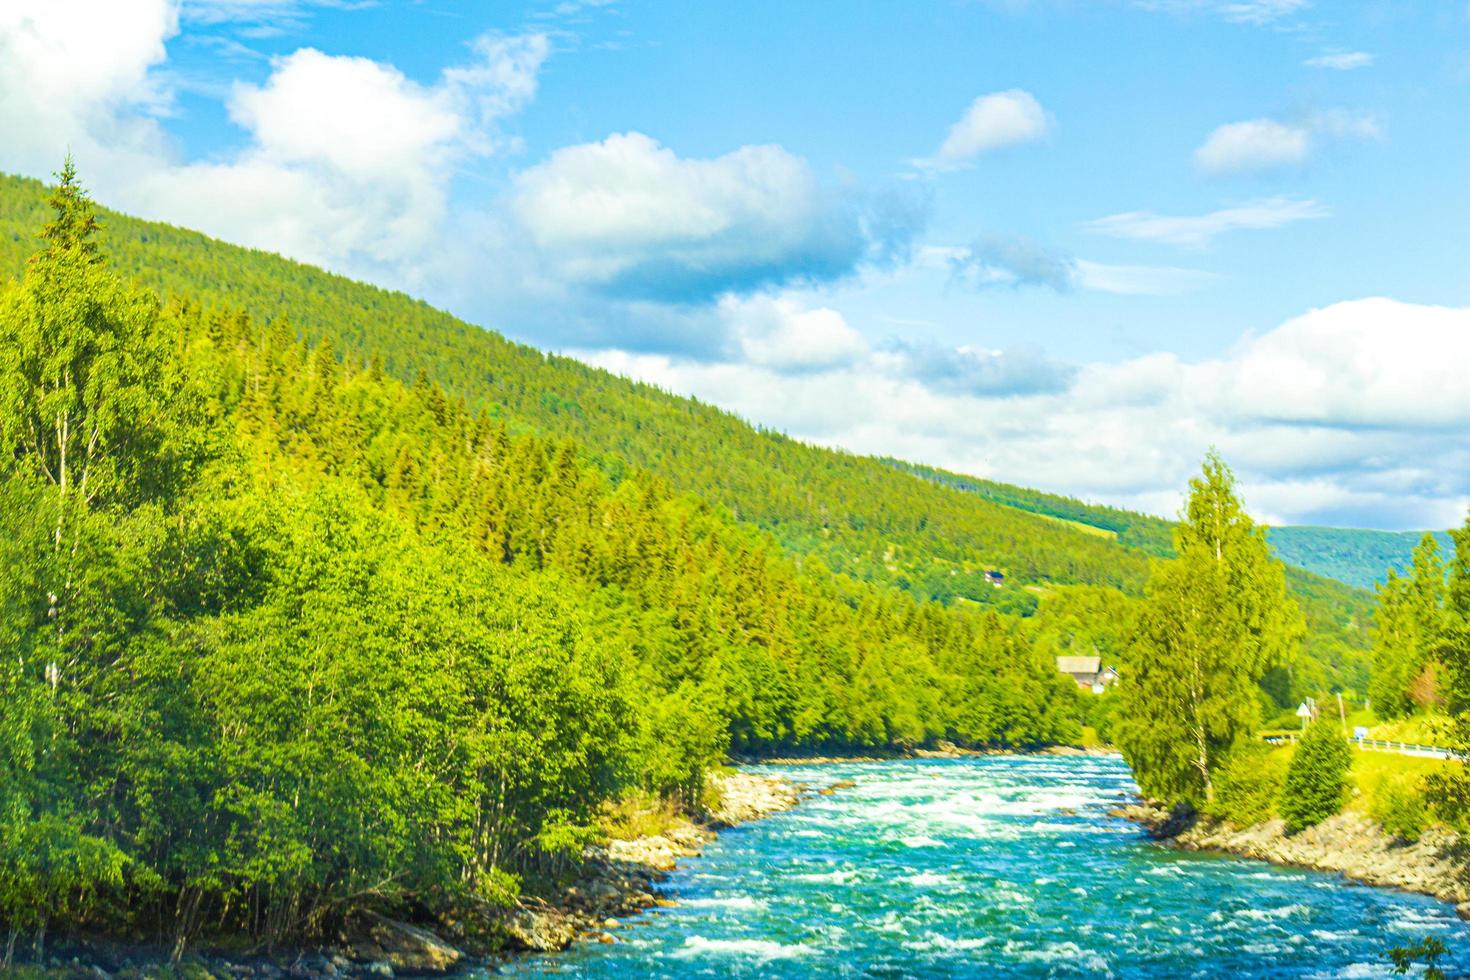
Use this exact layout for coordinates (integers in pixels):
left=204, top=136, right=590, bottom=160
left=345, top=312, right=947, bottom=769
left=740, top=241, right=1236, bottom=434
left=983, top=569, right=1005, bottom=588
left=1056, top=655, right=1118, bottom=693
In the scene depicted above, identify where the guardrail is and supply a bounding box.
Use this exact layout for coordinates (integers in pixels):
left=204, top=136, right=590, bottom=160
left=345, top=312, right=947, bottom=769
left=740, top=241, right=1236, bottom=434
left=1263, top=733, right=1466, bottom=761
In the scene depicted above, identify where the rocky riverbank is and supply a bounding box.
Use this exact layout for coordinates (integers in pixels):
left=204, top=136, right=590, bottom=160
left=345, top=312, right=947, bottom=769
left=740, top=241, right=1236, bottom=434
left=13, top=771, right=804, bottom=979
left=503, top=770, right=804, bottom=954
left=1117, top=801, right=1470, bottom=917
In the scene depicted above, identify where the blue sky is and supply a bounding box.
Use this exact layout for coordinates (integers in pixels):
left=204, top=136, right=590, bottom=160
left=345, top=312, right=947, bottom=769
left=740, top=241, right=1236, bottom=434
left=2, top=0, right=1469, bottom=527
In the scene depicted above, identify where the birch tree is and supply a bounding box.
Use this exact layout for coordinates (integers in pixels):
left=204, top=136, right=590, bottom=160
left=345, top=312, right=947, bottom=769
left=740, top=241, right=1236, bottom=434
left=1117, top=452, right=1304, bottom=806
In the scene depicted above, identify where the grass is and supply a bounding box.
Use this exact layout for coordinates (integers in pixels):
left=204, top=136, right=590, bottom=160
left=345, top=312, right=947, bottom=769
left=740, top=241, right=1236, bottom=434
left=1030, top=512, right=1119, bottom=539
left=1367, top=713, right=1455, bottom=748
left=1232, top=739, right=1457, bottom=838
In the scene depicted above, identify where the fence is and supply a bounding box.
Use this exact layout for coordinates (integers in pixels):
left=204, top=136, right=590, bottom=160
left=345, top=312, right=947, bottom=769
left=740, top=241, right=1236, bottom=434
left=1263, top=732, right=1465, bottom=761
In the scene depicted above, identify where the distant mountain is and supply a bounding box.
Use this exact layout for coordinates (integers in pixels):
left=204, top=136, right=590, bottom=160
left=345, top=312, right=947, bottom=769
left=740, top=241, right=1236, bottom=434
left=1266, top=526, right=1454, bottom=591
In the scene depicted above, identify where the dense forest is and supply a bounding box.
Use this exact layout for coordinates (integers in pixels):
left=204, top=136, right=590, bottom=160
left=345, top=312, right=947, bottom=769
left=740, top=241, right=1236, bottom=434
left=0, top=168, right=1090, bottom=958
left=0, top=171, right=1375, bottom=699
left=1267, top=526, right=1455, bottom=591
left=0, top=165, right=1410, bottom=961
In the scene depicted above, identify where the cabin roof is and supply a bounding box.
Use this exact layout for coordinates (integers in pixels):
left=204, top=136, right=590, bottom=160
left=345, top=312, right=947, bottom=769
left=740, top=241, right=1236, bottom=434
left=1055, top=655, right=1102, bottom=674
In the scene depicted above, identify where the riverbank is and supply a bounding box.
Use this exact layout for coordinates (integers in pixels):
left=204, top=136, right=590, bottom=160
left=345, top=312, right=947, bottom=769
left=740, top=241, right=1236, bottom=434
left=7, top=771, right=803, bottom=979
left=503, top=770, right=803, bottom=954
left=1117, top=801, right=1470, bottom=918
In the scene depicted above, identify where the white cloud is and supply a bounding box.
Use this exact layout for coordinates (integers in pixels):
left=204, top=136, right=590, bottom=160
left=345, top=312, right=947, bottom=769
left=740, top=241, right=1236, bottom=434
left=1072, top=260, right=1221, bottom=295
left=149, top=34, right=545, bottom=272
left=917, top=90, right=1050, bottom=171
left=1222, top=298, right=1470, bottom=429
left=575, top=298, right=1470, bottom=529
left=722, top=294, right=869, bottom=373
left=1195, top=112, right=1380, bottom=175
left=229, top=49, right=466, bottom=182
left=0, top=0, right=179, bottom=180
left=510, top=132, right=868, bottom=301
left=0, top=4, right=548, bottom=277
left=1305, top=51, right=1374, bottom=70
left=1083, top=196, right=1329, bottom=247
left=1195, top=119, right=1310, bottom=174
left=943, top=239, right=1217, bottom=295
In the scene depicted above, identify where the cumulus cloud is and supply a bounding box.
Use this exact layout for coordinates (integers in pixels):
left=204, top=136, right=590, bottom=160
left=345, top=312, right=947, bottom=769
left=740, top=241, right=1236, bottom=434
left=0, top=0, right=178, bottom=180
left=510, top=132, right=916, bottom=303
left=145, top=34, right=546, bottom=273
left=917, top=90, right=1050, bottom=171
left=1083, top=196, right=1329, bottom=247
left=0, top=4, right=549, bottom=278
left=1305, top=51, right=1374, bottom=70
left=723, top=294, right=870, bottom=373
left=1195, top=111, right=1380, bottom=175
left=575, top=298, right=1470, bottom=529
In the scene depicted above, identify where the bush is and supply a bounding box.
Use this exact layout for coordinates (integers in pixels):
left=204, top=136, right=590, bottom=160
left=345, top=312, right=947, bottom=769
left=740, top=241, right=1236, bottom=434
left=1206, top=742, right=1287, bottom=827
left=1370, top=775, right=1428, bottom=842
left=1279, top=719, right=1354, bottom=833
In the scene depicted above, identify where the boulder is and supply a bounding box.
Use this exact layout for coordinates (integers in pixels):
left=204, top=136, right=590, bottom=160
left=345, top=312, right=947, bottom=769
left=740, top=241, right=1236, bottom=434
left=502, top=907, right=577, bottom=952
left=350, top=913, right=463, bottom=974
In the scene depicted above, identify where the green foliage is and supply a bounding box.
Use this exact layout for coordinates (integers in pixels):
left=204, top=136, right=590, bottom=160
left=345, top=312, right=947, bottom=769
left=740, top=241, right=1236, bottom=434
left=1117, top=453, right=1305, bottom=807
left=1268, top=525, right=1453, bottom=591
left=1424, top=516, right=1470, bottom=826
left=1279, top=719, right=1353, bottom=833
left=0, top=171, right=1375, bottom=700
left=0, top=168, right=1089, bottom=954
left=1387, top=936, right=1449, bottom=979
left=1368, top=536, right=1445, bottom=721
left=1368, top=774, right=1428, bottom=842
left=1204, top=742, right=1287, bottom=827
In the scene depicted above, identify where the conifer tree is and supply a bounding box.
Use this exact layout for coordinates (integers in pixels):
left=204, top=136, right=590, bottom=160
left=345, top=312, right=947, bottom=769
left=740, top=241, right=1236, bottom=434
left=1279, top=716, right=1352, bottom=833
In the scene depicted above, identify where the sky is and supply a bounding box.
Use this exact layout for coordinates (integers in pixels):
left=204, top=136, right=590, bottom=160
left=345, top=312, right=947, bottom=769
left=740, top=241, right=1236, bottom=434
left=2, top=0, right=1469, bottom=529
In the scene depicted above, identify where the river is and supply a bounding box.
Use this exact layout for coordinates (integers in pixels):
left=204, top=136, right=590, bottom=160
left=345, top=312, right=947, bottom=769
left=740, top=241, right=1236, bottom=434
left=499, top=755, right=1470, bottom=977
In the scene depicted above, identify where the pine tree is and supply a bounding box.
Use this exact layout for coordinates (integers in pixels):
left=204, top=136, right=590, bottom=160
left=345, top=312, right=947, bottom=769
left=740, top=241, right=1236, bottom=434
left=1279, top=716, right=1352, bottom=833
left=1116, top=452, right=1304, bottom=806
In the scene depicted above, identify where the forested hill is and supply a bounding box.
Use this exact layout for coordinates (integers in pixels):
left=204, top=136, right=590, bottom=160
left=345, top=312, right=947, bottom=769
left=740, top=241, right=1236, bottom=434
left=0, top=170, right=1368, bottom=672
left=1266, top=526, right=1454, bottom=591
left=0, top=172, right=1140, bottom=603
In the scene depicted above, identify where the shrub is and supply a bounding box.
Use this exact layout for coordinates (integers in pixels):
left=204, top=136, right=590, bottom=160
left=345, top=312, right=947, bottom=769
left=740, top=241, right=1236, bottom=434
left=1206, top=742, right=1287, bottom=827
left=1370, top=775, right=1428, bottom=842
left=1279, top=719, right=1354, bottom=833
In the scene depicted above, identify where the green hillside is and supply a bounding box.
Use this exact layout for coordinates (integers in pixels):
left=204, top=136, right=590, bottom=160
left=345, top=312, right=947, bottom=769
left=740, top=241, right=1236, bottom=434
left=0, top=171, right=1372, bottom=689
left=0, top=171, right=1087, bottom=952
left=1267, top=526, right=1453, bottom=590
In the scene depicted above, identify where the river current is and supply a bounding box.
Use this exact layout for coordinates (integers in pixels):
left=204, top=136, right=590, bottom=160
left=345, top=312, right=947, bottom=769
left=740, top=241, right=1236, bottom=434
left=500, top=755, right=1470, bottom=977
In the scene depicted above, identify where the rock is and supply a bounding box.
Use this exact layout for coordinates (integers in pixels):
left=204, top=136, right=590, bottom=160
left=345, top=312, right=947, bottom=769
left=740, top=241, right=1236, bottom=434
left=597, top=933, right=616, bottom=944
left=353, top=913, right=463, bottom=974
left=818, top=779, right=857, bottom=796
left=364, top=962, right=394, bottom=978
left=603, top=918, right=619, bottom=928
left=701, top=771, right=800, bottom=827
left=504, top=907, right=578, bottom=952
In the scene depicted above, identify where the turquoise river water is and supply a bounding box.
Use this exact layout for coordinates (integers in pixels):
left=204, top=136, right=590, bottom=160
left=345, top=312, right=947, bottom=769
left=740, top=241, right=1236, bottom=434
left=499, top=755, right=1470, bottom=977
